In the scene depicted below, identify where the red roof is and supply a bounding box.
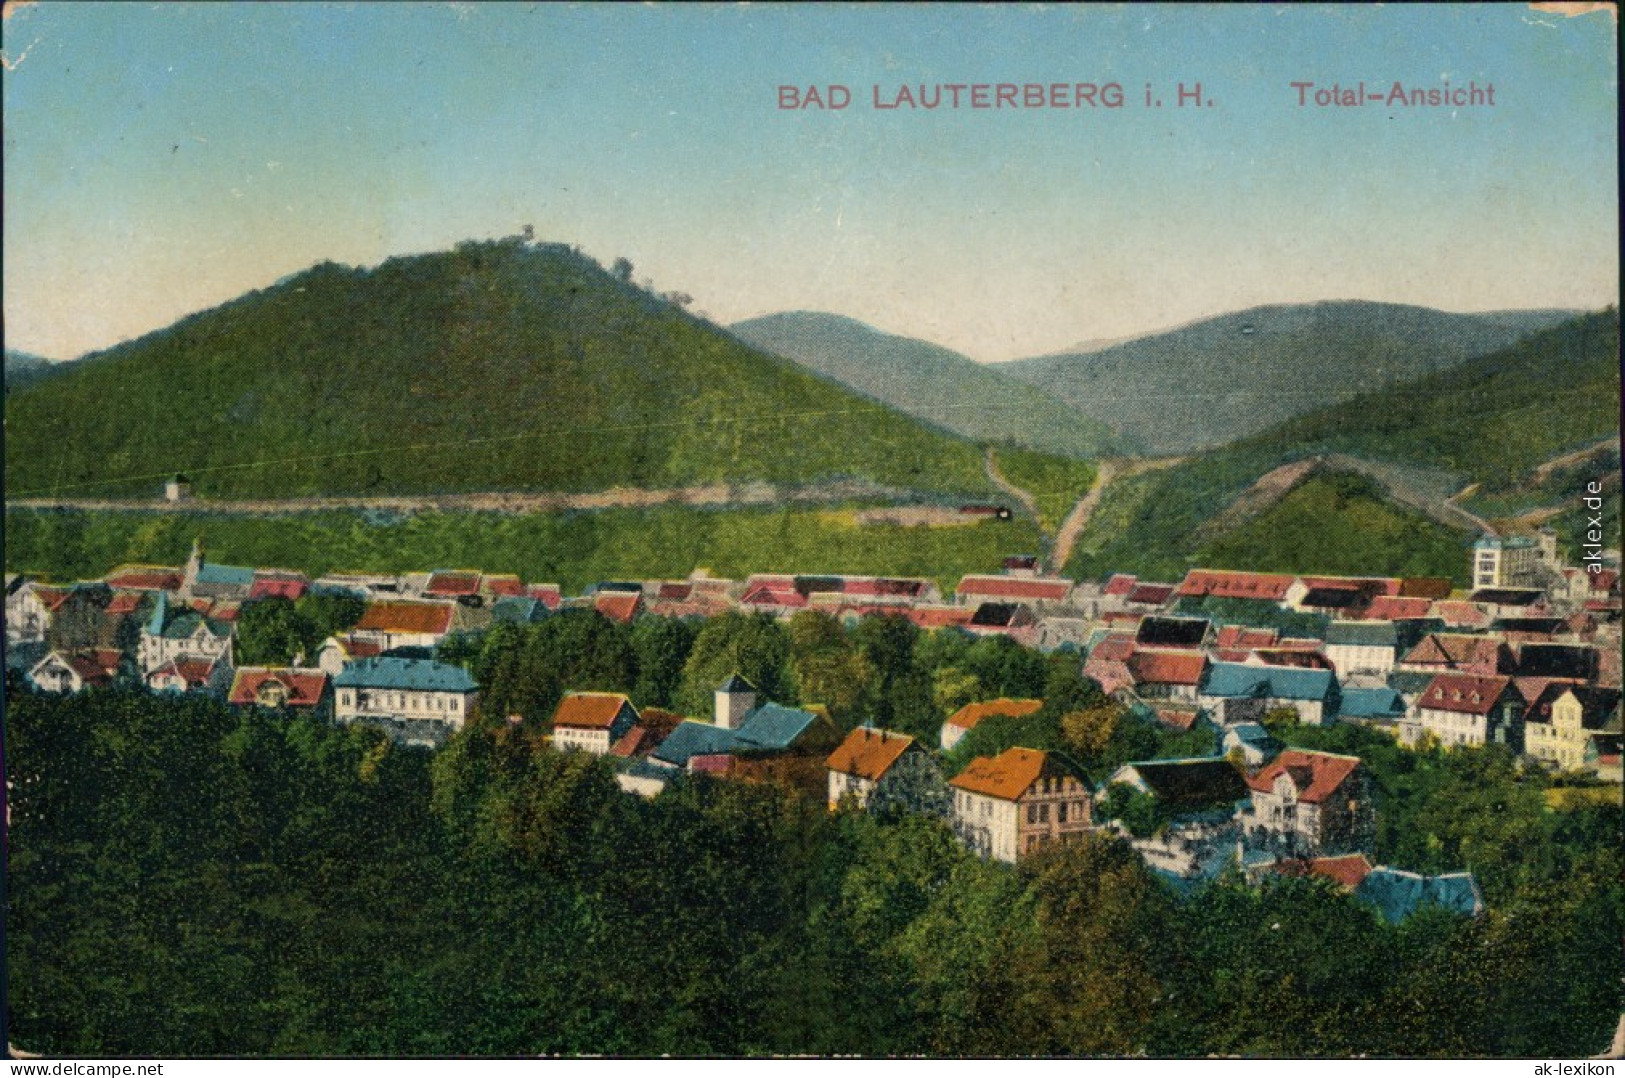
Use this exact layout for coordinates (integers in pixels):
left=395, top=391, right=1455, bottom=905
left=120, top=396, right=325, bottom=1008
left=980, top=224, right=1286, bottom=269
left=150, top=658, right=217, bottom=688
left=906, top=605, right=976, bottom=629
left=1363, top=596, right=1434, bottom=621
left=1175, top=569, right=1296, bottom=601
left=526, top=584, right=563, bottom=608
left=552, top=691, right=635, bottom=730
left=55, top=648, right=123, bottom=685
left=485, top=574, right=524, bottom=597
left=1102, top=573, right=1138, bottom=597
left=1418, top=673, right=1513, bottom=716
left=842, top=577, right=927, bottom=598
left=1083, top=658, right=1134, bottom=695
left=1089, top=633, right=1137, bottom=663
left=248, top=577, right=308, bottom=602
left=945, top=697, right=1043, bottom=731
left=1298, top=576, right=1400, bottom=596
left=425, top=571, right=482, bottom=597
left=1403, top=634, right=1505, bottom=671
left=1270, top=853, right=1374, bottom=890
left=1215, top=625, right=1279, bottom=649
left=104, top=567, right=184, bottom=592
left=355, top=601, right=456, bottom=635
left=956, top=575, right=1072, bottom=602
left=1247, top=750, right=1362, bottom=803
left=741, top=583, right=807, bottom=609
left=657, top=582, right=693, bottom=601
left=950, top=746, right=1048, bottom=800
left=1154, top=707, right=1200, bottom=732
left=1127, top=649, right=1207, bottom=686
left=229, top=668, right=328, bottom=708
left=826, top=727, right=916, bottom=781
left=593, top=591, right=642, bottom=623
left=104, top=591, right=145, bottom=616
left=33, top=585, right=73, bottom=612
left=1431, top=601, right=1491, bottom=628
left=1126, top=583, right=1175, bottom=606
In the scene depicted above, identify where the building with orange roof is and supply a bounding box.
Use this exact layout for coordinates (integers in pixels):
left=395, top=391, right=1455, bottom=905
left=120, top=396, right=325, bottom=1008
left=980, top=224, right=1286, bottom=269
left=1243, top=749, right=1374, bottom=857
left=826, top=726, right=946, bottom=814
left=551, top=691, right=640, bottom=755
left=229, top=667, right=332, bottom=715
left=940, top=697, right=1043, bottom=751
left=1175, top=569, right=1297, bottom=603
left=593, top=590, right=643, bottom=624
left=949, top=747, right=1093, bottom=863
left=352, top=600, right=458, bottom=650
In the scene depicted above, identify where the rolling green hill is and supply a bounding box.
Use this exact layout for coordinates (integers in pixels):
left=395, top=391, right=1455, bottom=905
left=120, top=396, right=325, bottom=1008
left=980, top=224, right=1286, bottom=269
left=729, top=311, right=1128, bottom=458
left=1002, top=301, right=1580, bottom=455
left=1064, top=310, right=1621, bottom=583
left=4, top=239, right=997, bottom=500
left=4, top=350, right=68, bottom=395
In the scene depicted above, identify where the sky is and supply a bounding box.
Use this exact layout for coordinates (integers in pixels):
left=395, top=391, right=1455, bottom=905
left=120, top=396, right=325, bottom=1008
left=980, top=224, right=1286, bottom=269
left=3, top=2, right=1618, bottom=363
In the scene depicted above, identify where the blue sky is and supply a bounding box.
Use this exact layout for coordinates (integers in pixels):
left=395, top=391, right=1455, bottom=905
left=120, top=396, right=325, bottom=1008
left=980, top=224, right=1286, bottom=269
left=3, top=2, right=1617, bottom=362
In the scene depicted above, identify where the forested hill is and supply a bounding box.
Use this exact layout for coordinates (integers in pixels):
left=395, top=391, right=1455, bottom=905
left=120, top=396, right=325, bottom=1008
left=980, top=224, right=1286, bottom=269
left=3, top=239, right=994, bottom=500
left=1000, top=301, right=1580, bottom=456
left=729, top=311, right=1128, bottom=459
left=1065, top=309, right=1621, bottom=582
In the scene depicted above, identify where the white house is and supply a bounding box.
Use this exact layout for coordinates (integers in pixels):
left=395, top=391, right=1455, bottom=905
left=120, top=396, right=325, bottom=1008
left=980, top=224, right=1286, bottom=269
left=332, top=656, right=478, bottom=747
left=551, top=691, right=639, bottom=755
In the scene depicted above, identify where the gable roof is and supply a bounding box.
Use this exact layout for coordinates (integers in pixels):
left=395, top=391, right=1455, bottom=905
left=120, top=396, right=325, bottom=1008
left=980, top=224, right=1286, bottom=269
left=1355, top=867, right=1483, bottom=923
left=1247, top=749, right=1362, bottom=803
left=1339, top=686, right=1407, bottom=719
left=1203, top=661, right=1336, bottom=702
left=653, top=720, right=738, bottom=767
left=1325, top=620, right=1398, bottom=648
left=1430, top=601, right=1492, bottom=629
left=827, top=726, right=917, bottom=781
left=228, top=667, right=329, bottom=707
left=1215, top=625, right=1279, bottom=650
left=734, top=702, right=823, bottom=750
left=355, top=601, right=456, bottom=636
left=1418, top=673, right=1514, bottom=716
left=332, top=656, right=477, bottom=693
left=945, top=697, right=1043, bottom=732
left=194, top=563, right=257, bottom=589
left=425, top=570, right=483, bottom=597
left=955, top=575, right=1073, bottom=602
left=1402, top=633, right=1506, bottom=669
left=148, top=657, right=219, bottom=688
left=1102, top=573, right=1139, bottom=597
left=950, top=746, right=1052, bottom=801
left=37, top=648, right=123, bottom=686
left=593, top=591, right=642, bottom=623
left=1524, top=683, right=1622, bottom=730
left=1175, top=569, right=1296, bottom=601
left=1128, top=649, right=1208, bottom=687
left=1126, top=582, right=1176, bottom=606
left=552, top=691, right=637, bottom=730
left=104, top=566, right=185, bottom=592
left=1363, top=596, right=1435, bottom=621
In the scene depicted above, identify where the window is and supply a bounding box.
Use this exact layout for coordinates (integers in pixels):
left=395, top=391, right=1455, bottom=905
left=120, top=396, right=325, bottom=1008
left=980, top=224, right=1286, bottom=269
left=1038, top=803, right=1049, bottom=823
left=1058, top=802, right=1067, bottom=823
left=1027, top=804, right=1037, bottom=824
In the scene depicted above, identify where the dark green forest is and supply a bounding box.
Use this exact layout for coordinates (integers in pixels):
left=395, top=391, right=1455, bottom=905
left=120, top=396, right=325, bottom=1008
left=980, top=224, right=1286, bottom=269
left=3, top=239, right=994, bottom=500
left=6, top=656, right=1620, bottom=1057
left=1066, top=310, right=1622, bottom=582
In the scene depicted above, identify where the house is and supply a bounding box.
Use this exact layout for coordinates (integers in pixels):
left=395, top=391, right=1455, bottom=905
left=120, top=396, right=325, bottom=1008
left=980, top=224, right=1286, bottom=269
left=1403, top=672, right=1523, bottom=751
left=315, top=633, right=385, bottom=676
left=1338, top=686, right=1407, bottom=723
left=953, top=574, right=1074, bottom=609
left=1523, top=683, right=1623, bottom=771
left=949, top=747, right=1094, bottom=863
left=608, top=707, right=684, bottom=760
left=180, top=539, right=258, bottom=603
left=1126, top=649, right=1208, bottom=702
left=1174, top=569, right=1297, bottom=604
left=964, top=601, right=1036, bottom=636
left=1398, top=633, right=1511, bottom=676
left=27, top=648, right=123, bottom=693
left=1363, top=595, right=1435, bottom=621
left=1199, top=661, right=1340, bottom=726
left=1221, top=722, right=1283, bottom=767
left=5, top=577, right=63, bottom=645
left=147, top=655, right=228, bottom=696
left=1135, top=616, right=1211, bottom=649
left=332, top=656, right=479, bottom=747
left=652, top=702, right=840, bottom=774
left=1512, top=643, right=1599, bottom=682
left=941, top=697, right=1042, bottom=751
left=1471, top=534, right=1542, bottom=589
left=1469, top=587, right=1546, bottom=621
left=551, top=691, right=640, bottom=755
left=739, top=575, right=808, bottom=616
left=246, top=571, right=310, bottom=603
left=137, top=591, right=233, bottom=675
left=228, top=667, right=332, bottom=716
left=164, top=473, right=192, bottom=501
left=1354, top=867, right=1484, bottom=923
left=1242, top=749, right=1373, bottom=857
left=102, top=565, right=186, bottom=593
left=826, top=727, right=947, bottom=815
left=1323, top=620, right=1399, bottom=677
left=350, top=600, right=458, bottom=651
left=593, top=590, right=643, bottom=624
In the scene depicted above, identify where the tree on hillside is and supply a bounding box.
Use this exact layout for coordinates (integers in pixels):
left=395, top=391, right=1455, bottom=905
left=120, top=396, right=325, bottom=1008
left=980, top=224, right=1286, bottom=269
left=787, top=610, right=870, bottom=727
left=674, top=612, right=791, bottom=716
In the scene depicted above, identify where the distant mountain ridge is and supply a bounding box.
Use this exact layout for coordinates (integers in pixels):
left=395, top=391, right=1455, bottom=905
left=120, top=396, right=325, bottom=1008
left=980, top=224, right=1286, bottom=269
left=4, top=350, right=68, bottom=394
left=729, top=311, right=1130, bottom=459
left=3, top=239, right=1002, bottom=500
left=1001, top=300, right=1581, bottom=456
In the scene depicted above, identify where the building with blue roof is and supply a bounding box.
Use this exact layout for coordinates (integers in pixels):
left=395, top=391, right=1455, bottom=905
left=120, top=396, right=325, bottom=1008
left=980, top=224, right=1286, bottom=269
left=1339, top=686, right=1407, bottom=721
left=1220, top=722, right=1283, bottom=766
left=1199, top=661, right=1341, bottom=725
left=137, top=589, right=234, bottom=676
left=1355, top=867, right=1484, bottom=923
left=333, top=656, right=478, bottom=747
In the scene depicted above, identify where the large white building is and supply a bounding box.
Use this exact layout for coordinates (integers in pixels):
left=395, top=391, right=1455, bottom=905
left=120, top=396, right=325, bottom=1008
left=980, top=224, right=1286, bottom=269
left=332, top=656, right=478, bottom=747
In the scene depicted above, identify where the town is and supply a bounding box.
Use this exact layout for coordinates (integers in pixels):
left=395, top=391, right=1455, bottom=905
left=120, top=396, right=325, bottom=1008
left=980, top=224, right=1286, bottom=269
left=9, top=518, right=1619, bottom=925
